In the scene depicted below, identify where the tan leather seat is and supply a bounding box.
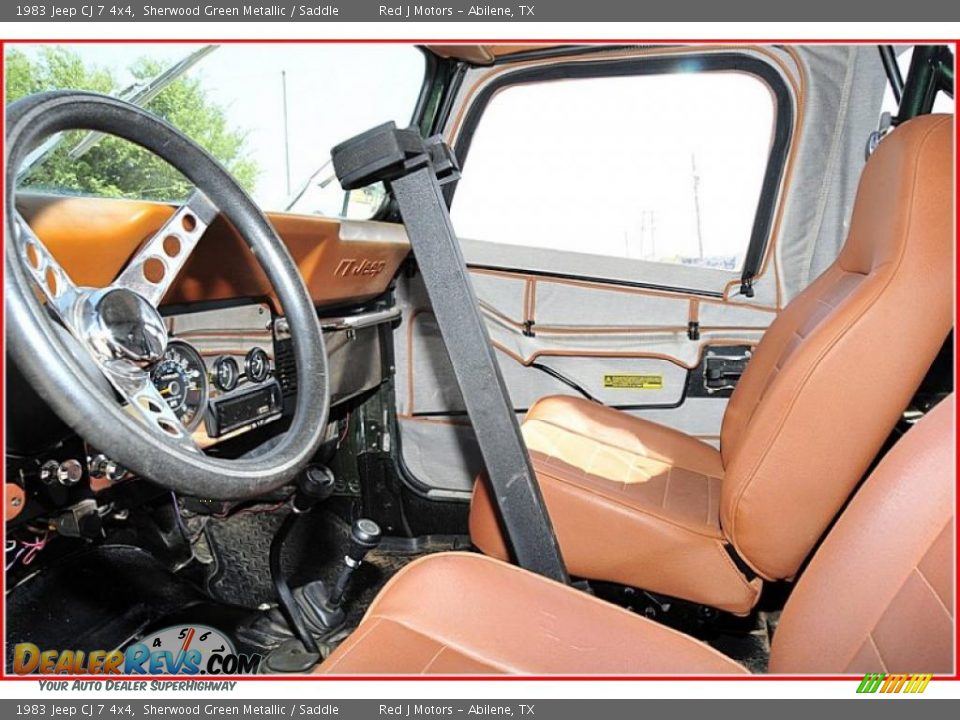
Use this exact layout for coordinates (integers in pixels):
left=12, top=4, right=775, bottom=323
left=470, top=114, right=954, bottom=614
left=317, top=396, right=954, bottom=674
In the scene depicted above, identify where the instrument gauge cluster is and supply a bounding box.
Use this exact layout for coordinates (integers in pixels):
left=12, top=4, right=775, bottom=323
left=154, top=303, right=283, bottom=447
left=150, top=341, right=208, bottom=430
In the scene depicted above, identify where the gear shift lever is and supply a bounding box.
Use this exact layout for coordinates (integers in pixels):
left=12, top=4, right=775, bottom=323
left=258, top=519, right=382, bottom=673
left=328, top=519, right=382, bottom=608
left=294, top=518, right=382, bottom=634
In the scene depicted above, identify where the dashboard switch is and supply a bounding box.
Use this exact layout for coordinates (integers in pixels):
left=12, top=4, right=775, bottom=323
left=56, top=459, right=84, bottom=486
left=39, top=460, right=61, bottom=485
left=89, top=454, right=126, bottom=482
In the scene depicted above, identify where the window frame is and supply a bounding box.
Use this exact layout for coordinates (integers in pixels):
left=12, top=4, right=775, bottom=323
left=446, top=52, right=794, bottom=297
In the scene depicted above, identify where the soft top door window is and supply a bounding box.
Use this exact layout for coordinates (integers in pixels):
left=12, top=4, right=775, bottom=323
left=451, top=68, right=776, bottom=279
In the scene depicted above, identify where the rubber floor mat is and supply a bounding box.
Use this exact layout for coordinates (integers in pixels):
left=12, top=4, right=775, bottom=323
left=204, top=508, right=448, bottom=629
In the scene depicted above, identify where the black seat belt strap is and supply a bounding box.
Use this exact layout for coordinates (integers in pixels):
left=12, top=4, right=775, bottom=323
left=331, top=123, right=569, bottom=584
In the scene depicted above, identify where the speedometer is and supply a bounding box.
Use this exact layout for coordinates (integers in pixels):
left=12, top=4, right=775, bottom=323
left=150, top=341, right=208, bottom=430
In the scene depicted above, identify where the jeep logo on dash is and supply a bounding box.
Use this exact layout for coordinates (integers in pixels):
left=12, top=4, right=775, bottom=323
left=334, top=258, right=386, bottom=278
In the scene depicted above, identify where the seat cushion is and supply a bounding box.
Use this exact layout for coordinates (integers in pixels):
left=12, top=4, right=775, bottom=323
left=316, top=552, right=746, bottom=675
left=469, top=396, right=762, bottom=615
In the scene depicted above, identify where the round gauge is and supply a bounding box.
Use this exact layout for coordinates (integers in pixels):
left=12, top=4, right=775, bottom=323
left=245, top=347, right=270, bottom=383
left=150, top=341, right=208, bottom=430
left=214, top=356, right=240, bottom=392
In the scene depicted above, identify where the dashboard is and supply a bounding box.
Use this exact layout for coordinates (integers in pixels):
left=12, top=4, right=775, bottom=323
left=6, top=194, right=409, bottom=526
left=156, top=301, right=399, bottom=447
left=160, top=303, right=284, bottom=447
left=5, top=297, right=397, bottom=530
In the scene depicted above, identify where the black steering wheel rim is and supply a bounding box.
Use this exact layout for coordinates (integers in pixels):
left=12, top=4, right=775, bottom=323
left=5, top=91, right=330, bottom=500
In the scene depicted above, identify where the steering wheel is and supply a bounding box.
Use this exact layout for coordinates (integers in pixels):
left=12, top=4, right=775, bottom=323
left=5, top=91, right=330, bottom=500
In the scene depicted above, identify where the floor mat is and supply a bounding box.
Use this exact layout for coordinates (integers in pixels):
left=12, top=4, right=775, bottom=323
left=204, top=508, right=287, bottom=609
left=204, top=508, right=451, bottom=630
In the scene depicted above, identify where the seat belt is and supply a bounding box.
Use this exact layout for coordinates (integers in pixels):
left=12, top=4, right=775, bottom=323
left=331, top=123, right=569, bottom=584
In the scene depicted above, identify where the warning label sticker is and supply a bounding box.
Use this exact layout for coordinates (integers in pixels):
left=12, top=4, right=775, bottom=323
left=602, top=374, right=664, bottom=390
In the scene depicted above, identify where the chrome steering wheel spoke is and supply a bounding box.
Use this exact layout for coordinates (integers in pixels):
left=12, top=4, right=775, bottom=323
left=14, top=211, right=80, bottom=322
left=112, top=189, right=218, bottom=307
left=14, top=210, right=200, bottom=452
left=102, top=362, right=201, bottom=453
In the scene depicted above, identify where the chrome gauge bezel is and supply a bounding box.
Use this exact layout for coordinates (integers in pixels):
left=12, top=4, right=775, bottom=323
left=245, top=347, right=271, bottom=384
left=149, top=339, right=209, bottom=431
left=214, top=355, right=241, bottom=392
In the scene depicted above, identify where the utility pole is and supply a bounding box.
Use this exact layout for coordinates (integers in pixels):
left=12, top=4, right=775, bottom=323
left=691, top=153, right=704, bottom=261
left=648, top=210, right=656, bottom=259
left=639, top=210, right=654, bottom=260
left=282, top=70, right=291, bottom=197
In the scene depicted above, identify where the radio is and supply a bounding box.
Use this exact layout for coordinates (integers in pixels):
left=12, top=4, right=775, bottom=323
left=205, top=381, right=283, bottom=439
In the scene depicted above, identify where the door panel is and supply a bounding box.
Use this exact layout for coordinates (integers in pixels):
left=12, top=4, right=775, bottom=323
left=393, top=263, right=765, bottom=495
left=468, top=260, right=771, bottom=417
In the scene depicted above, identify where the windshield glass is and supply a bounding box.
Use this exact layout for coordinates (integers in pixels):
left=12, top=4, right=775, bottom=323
left=4, top=43, right=425, bottom=219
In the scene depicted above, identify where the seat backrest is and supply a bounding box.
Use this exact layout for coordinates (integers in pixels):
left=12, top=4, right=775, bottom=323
left=769, top=395, right=954, bottom=674
left=719, top=114, right=953, bottom=580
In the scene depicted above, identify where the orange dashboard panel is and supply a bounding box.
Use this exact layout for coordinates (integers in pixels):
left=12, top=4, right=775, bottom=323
left=16, top=194, right=411, bottom=310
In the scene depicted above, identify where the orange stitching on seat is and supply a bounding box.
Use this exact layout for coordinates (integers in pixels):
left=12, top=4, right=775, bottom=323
left=421, top=643, right=450, bottom=674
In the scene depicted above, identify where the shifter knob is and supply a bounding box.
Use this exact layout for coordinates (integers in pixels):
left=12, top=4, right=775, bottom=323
left=347, top=519, right=382, bottom=559
left=328, top=519, right=382, bottom=609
